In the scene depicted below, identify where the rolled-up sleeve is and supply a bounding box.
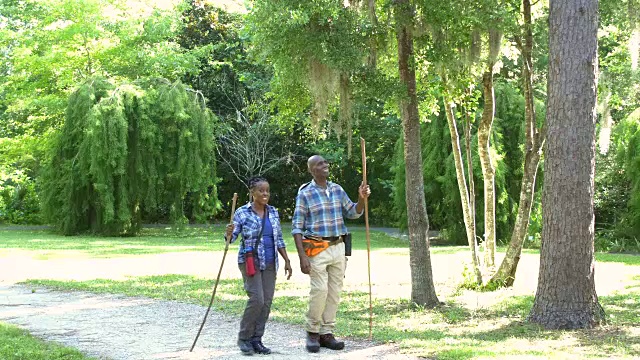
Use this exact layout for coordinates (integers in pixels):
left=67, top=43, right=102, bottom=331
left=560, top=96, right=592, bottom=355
left=291, top=192, right=306, bottom=235
left=340, top=186, right=362, bottom=219
left=230, top=210, right=243, bottom=243
left=274, top=209, right=286, bottom=249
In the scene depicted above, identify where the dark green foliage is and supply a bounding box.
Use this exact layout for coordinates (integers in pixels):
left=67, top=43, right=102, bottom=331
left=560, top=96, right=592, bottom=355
left=593, top=110, right=640, bottom=252
left=393, top=109, right=467, bottom=243
left=609, top=111, right=640, bottom=242
left=0, top=168, right=42, bottom=224
left=595, top=150, right=629, bottom=232
left=177, top=1, right=271, bottom=118
left=41, top=77, right=218, bottom=235
left=0, top=135, right=47, bottom=224
left=392, top=81, right=534, bottom=245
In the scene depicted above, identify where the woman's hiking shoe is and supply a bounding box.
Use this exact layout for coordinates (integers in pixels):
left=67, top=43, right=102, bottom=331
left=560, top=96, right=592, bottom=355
left=319, top=333, right=345, bottom=350
left=237, top=339, right=254, bottom=355
left=251, top=340, right=271, bottom=355
left=306, top=332, right=320, bottom=353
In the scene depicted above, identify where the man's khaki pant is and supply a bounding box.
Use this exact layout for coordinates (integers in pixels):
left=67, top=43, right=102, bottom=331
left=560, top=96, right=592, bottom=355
left=306, top=242, right=345, bottom=334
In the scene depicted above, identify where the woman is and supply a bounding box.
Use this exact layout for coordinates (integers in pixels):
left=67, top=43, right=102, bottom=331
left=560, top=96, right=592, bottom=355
left=225, top=176, right=293, bottom=355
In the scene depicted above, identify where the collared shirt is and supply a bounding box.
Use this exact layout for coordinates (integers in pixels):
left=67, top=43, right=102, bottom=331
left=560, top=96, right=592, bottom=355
left=230, top=203, right=286, bottom=271
left=291, top=179, right=362, bottom=238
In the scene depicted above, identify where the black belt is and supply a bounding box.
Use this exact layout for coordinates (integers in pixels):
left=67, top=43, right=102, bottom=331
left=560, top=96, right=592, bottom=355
left=321, top=236, right=344, bottom=246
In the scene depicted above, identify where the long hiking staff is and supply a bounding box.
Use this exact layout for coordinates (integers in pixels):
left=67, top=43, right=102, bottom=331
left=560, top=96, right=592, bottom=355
left=360, top=137, right=373, bottom=340
left=190, top=192, right=238, bottom=352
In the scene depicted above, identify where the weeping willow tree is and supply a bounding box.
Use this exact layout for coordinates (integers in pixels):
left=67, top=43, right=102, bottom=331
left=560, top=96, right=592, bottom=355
left=41, top=77, right=218, bottom=235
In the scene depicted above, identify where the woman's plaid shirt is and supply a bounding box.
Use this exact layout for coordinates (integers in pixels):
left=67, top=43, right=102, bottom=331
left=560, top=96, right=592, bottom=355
left=229, top=203, right=286, bottom=271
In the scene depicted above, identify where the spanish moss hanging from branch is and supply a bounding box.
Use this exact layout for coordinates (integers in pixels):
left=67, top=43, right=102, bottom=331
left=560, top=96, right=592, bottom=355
left=308, top=58, right=338, bottom=133
left=338, top=72, right=354, bottom=157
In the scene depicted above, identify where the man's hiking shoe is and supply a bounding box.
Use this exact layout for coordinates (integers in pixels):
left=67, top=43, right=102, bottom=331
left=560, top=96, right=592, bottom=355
left=237, top=339, right=254, bottom=355
left=251, top=340, right=271, bottom=355
left=306, top=332, right=320, bottom=353
left=319, top=333, right=345, bottom=350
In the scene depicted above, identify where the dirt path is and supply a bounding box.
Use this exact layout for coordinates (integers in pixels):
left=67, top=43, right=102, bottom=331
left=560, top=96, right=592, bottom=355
left=1, top=246, right=636, bottom=360
left=0, top=249, right=424, bottom=359
left=0, top=285, right=416, bottom=360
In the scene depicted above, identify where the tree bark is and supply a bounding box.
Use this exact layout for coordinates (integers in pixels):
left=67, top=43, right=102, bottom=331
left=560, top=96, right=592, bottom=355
left=394, top=0, right=439, bottom=306
left=489, top=144, right=542, bottom=286
left=528, top=0, right=604, bottom=329
left=488, top=0, right=546, bottom=288
left=443, top=86, right=483, bottom=285
left=464, top=101, right=476, bottom=242
left=478, top=70, right=496, bottom=270
left=367, top=0, right=378, bottom=69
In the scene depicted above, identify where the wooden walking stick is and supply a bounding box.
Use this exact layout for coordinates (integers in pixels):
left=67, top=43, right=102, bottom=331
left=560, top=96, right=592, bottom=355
left=190, top=192, right=238, bottom=352
left=360, top=137, right=373, bottom=340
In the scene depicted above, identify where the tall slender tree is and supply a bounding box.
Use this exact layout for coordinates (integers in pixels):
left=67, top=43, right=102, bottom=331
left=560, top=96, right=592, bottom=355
left=478, top=29, right=503, bottom=270
left=394, top=0, right=440, bottom=306
left=489, top=0, right=546, bottom=287
left=442, top=76, right=483, bottom=285
left=528, top=0, right=604, bottom=329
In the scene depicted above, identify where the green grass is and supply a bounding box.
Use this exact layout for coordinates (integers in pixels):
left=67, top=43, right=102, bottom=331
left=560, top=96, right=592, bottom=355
left=0, top=228, right=220, bottom=256
left=0, top=322, right=94, bottom=360
left=24, top=273, right=640, bottom=359
left=0, top=226, right=411, bottom=257
left=6, top=227, right=640, bottom=359
left=595, top=252, right=640, bottom=265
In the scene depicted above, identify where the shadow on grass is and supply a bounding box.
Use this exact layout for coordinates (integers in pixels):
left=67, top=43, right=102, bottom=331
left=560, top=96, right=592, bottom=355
left=575, top=326, right=640, bottom=357
left=464, top=316, right=640, bottom=358
left=600, top=290, right=640, bottom=326
left=457, top=292, right=640, bottom=358
left=23, top=273, right=640, bottom=359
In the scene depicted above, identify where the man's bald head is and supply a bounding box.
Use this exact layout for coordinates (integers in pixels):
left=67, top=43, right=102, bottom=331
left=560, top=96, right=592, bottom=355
left=307, top=155, right=329, bottom=182
left=307, top=155, right=323, bottom=173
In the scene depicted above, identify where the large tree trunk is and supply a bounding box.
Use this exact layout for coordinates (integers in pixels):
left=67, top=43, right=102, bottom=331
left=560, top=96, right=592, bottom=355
left=443, top=87, right=483, bottom=285
left=528, top=0, right=604, bottom=329
left=394, top=0, right=439, bottom=307
left=488, top=0, right=545, bottom=288
left=478, top=70, right=497, bottom=270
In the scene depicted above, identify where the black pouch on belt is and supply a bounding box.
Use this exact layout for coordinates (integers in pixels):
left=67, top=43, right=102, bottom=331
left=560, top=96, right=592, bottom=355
left=344, top=233, right=352, bottom=256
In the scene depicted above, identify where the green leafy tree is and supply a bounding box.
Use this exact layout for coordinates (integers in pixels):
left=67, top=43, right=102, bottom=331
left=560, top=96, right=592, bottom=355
left=177, top=1, right=271, bottom=118
left=41, top=78, right=218, bottom=235
left=1, top=0, right=203, bottom=137
left=1, top=0, right=210, bottom=225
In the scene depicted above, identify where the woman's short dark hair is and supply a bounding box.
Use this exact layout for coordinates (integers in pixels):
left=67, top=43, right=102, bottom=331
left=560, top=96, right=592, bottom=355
left=248, top=176, right=268, bottom=190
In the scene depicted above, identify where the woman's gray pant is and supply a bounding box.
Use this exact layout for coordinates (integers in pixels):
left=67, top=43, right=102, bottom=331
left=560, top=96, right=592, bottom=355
left=238, top=261, right=277, bottom=341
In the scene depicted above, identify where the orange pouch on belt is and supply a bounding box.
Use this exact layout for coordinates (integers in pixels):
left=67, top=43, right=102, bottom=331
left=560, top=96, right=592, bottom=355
left=302, top=238, right=329, bottom=257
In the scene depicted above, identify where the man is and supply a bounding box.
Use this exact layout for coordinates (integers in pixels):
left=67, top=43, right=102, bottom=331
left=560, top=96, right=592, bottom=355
left=291, top=155, right=371, bottom=353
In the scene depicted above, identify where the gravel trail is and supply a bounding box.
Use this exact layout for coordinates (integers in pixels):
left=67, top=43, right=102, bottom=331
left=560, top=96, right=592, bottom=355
left=0, top=285, right=417, bottom=360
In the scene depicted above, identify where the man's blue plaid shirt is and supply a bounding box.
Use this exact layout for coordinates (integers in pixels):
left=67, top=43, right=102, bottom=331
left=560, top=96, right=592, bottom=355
left=229, top=203, right=286, bottom=271
left=291, top=180, right=362, bottom=238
